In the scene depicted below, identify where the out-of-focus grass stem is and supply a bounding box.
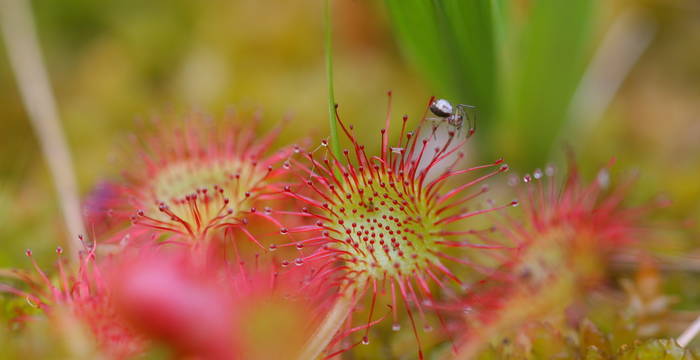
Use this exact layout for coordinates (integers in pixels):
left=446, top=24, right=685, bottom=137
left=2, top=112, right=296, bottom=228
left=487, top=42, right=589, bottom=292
left=325, top=0, right=342, bottom=163
left=0, top=0, right=84, bottom=264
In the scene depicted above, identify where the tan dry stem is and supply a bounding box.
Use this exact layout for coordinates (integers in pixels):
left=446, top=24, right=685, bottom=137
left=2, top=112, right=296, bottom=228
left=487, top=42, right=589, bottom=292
left=0, top=0, right=85, bottom=262
left=297, top=294, right=354, bottom=360
left=678, top=315, right=700, bottom=348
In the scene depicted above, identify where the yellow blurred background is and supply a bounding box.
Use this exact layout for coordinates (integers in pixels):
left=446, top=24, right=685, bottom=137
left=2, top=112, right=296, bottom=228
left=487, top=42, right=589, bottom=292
left=0, top=0, right=698, bottom=268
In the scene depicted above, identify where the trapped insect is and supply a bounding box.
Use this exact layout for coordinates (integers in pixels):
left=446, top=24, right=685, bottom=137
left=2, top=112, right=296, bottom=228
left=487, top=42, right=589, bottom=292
left=429, top=98, right=477, bottom=137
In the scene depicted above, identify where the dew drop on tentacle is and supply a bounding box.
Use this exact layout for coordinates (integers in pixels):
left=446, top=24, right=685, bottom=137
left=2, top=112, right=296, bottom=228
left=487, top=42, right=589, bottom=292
left=508, top=175, right=519, bottom=187
left=545, top=164, right=555, bottom=177
left=597, top=169, right=610, bottom=188
left=533, top=168, right=543, bottom=180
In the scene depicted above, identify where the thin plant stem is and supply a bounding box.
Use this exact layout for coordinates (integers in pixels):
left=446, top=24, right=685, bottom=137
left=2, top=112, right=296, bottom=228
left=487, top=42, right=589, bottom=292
left=297, top=294, right=354, bottom=360
left=678, top=315, right=700, bottom=347
left=296, top=4, right=354, bottom=358
left=325, top=0, right=342, bottom=162
left=0, top=0, right=84, bottom=263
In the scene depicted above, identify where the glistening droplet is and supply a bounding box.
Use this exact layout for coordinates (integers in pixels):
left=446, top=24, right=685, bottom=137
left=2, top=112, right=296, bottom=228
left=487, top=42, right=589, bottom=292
left=533, top=168, right=543, bottom=179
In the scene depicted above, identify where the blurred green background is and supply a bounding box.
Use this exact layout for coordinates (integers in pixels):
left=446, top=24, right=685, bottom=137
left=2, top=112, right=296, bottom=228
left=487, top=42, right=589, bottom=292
left=0, top=0, right=698, bottom=272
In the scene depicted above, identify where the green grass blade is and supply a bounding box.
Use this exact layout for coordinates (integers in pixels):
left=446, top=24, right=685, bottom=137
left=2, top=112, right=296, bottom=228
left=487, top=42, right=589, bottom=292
left=498, top=0, right=596, bottom=169
left=437, top=0, right=498, bottom=127
left=384, top=0, right=458, bottom=96
left=384, top=0, right=598, bottom=168
left=325, top=0, right=342, bottom=162
left=385, top=1, right=500, bottom=120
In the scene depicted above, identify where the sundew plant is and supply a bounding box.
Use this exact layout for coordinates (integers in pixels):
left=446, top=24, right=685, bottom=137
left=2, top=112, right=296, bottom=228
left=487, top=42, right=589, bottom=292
left=1, top=1, right=699, bottom=360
